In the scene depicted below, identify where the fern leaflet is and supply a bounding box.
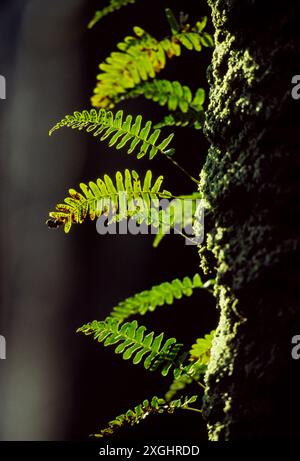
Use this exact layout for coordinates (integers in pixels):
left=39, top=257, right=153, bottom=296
left=153, top=87, right=206, bottom=130
left=47, top=169, right=172, bottom=233
left=49, top=109, right=175, bottom=160
left=165, top=8, right=181, bottom=35
left=77, top=318, right=185, bottom=376
left=165, top=364, right=206, bottom=401
left=111, top=273, right=213, bottom=322
left=165, top=331, right=215, bottom=401
left=94, top=395, right=198, bottom=438
left=88, top=0, right=137, bottom=29
left=189, top=330, right=215, bottom=363
left=91, top=15, right=213, bottom=108
left=155, top=111, right=204, bottom=131
left=115, top=80, right=205, bottom=114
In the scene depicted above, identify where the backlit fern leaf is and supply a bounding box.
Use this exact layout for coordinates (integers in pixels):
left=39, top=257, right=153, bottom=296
left=94, top=395, right=198, bottom=438
left=47, top=169, right=172, bottom=233
left=165, top=363, right=207, bottom=401
left=111, top=273, right=213, bottom=322
left=115, top=80, right=205, bottom=114
left=165, top=331, right=215, bottom=401
left=49, top=109, right=175, bottom=160
left=88, top=0, right=138, bottom=29
left=77, top=318, right=184, bottom=377
left=91, top=15, right=213, bottom=108
left=155, top=111, right=204, bottom=130
left=190, top=330, right=215, bottom=363
left=154, top=87, right=206, bottom=130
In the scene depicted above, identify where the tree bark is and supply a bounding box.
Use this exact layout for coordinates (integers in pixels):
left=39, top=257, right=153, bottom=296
left=200, top=0, right=300, bottom=440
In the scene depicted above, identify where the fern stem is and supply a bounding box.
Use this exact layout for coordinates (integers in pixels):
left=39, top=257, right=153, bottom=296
left=197, top=381, right=206, bottom=390
left=183, top=406, right=203, bottom=414
left=173, top=227, right=198, bottom=245
left=167, top=157, right=200, bottom=185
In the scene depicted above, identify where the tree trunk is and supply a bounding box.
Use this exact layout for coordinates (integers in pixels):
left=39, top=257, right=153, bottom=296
left=200, top=0, right=300, bottom=440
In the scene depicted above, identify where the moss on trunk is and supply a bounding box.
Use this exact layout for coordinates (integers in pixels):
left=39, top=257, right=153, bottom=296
left=200, top=0, right=300, bottom=440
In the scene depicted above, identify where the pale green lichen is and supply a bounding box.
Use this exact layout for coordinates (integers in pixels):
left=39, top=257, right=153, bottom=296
left=198, top=5, right=260, bottom=439
left=208, top=33, right=259, bottom=123
left=201, top=0, right=300, bottom=441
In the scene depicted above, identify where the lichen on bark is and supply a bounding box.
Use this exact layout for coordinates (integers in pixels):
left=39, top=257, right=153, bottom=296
left=199, top=0, right=300, bottom=440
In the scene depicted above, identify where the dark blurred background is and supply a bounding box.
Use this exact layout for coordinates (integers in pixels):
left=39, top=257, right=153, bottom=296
left=0, top=0, right=216, bottom=441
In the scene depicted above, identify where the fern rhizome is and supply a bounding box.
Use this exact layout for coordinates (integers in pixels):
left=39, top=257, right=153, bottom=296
left=47, top=4, right=215, bottom=438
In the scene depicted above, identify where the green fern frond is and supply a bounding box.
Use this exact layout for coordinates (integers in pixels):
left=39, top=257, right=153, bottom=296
left=94, top=395, right=198, bottom=438
left=192, top=87, right=206, bottom=110
left=111, top=273, right=211, bottom=322
left=165, top=364, right=207, bottom=401
left=164, top=330, right=215, bottom=399
left=155, top=110, right=205, bottom=131
left=77, top=318, right=185, bottom=376
left=176, top=16, right=214, bottom=48
left=115, top=80, right=205, bottom=114
left=91, top=15, right=213, bottom=108
left=152, top=87, right=206, bottom=131
left=47, top=169, right=172, bottom=233
left=165, top=374, right=194, bottom=402
left=88, top=0, right=137, bottom=29
left=190, top=330, right=215, bottom=363
left=153, top=193, right=201, bottom=248
left=154, top=112, right=204, bottom=131
left=165, top=331, right=215, bottom=401
left=49, top=109, right=175, bottom=160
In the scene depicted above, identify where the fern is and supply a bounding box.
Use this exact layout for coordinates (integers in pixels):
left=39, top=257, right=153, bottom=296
left=155, top=111, right=204, bottom=131
left=88, top=0, right=138, bottom=29
left=77, top=318, right=185, bottom=376
left=49, top=109, right=175, bottom=160
left=165, top=331, right=215, bottom=401
left=94, top=395, right=198, bottom=438
left=91, top=15, right=213, bottom=108
left=114, top=80, right=204, bottom=114
left=191, top=87, right=206, bottom=111
left=111, top=273, right=213, bottom=322
left=46, top=2, right=216, bottom=440
left=165, top=364, right=207, bottom=401
left=153, top=87, right=206, bottom=130
left=190, top=330, right=215, bottom=363
left=47, top=169, right=172, bottom=233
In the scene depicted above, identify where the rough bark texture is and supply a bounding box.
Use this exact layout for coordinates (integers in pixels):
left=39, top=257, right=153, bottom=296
left=200, top=0, right=300, bottom=440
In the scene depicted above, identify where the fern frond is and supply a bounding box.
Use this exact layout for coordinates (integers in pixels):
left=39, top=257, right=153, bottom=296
left=91, top=15, right=213, bottom=108
left=189, top=330, right=215, bottom=363
left=88, top=0, right=137, bottom=29
left=77, top=318, right=184, bottom=376
left=165, top=331, right=215, bottom=401
left=153, top=193, right=201, bottom=248
left=111, top=273, right=211, bottom=322
left=94, top=395, right=198, bottom=438
left=155, top=112, right=203, bottom=131
left=115, top=80, right=205, bottom=114
left=152, top=87, right=206, bottom=131
left=155, top=111, right=205, bottom=131
left=46, top=169, right=172, bottom=233
left=192, top=87, right=206, bottom=110
left=49, top=109, right=175, bottom=160
left=165, top=364, right=206, bottom=401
